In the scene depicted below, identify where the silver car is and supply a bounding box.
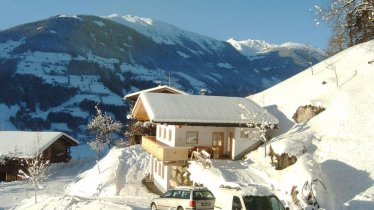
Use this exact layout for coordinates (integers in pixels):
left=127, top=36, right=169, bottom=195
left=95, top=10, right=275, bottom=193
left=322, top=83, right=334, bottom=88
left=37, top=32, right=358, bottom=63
left=151, top=186, right=215, bottom=210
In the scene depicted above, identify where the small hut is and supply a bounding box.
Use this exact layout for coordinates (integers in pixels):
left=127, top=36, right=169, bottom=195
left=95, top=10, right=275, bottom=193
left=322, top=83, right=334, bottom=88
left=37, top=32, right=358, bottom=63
left=0, top=131, right=79, bottom=182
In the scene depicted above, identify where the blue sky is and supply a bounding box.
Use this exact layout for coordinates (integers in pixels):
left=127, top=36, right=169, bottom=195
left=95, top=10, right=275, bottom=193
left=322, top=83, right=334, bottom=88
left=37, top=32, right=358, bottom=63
left=0, top=0, right=330, bottom=49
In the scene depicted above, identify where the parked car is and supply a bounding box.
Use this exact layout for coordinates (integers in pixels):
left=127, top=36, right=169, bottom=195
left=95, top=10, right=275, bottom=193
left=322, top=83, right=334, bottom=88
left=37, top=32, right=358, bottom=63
left=150, top=186, right=215, bottom=210
left=214, top=184, right=289, bottom=210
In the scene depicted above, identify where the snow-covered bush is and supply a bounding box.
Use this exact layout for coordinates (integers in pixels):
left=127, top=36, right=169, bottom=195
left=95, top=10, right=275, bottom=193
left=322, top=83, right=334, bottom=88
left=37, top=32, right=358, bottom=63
left=88, top=105, right=123, bottom=159
left=18, top=151, right=49, bottom=204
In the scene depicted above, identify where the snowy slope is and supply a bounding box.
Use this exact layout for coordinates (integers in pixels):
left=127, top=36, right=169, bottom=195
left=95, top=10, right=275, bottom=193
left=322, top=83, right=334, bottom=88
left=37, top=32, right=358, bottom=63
left=249, top=40, right=374, bottom=209
left=105, top=14, right=226, bottom=53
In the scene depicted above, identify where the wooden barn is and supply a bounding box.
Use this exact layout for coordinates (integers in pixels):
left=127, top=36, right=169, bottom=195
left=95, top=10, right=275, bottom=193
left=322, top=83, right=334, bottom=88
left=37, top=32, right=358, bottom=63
left=0, top=131, right=79, bottom=182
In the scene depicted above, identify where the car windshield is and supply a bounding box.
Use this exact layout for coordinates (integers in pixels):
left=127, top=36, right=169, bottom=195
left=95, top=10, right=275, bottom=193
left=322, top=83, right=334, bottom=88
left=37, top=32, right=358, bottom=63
left=192, top=190, right=215, bottom=200
left=243, top=195, right=285, bottom=210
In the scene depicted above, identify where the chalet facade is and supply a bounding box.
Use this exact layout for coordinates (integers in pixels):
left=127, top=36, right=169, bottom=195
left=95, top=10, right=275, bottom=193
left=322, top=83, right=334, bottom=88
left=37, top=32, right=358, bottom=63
left=0, top=131, right=79, bottom=182
left=131, top=93, right=278, bottom=192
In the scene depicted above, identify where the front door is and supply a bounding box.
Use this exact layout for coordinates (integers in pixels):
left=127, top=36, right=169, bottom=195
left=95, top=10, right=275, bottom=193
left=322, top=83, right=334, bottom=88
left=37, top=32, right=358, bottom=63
left=212, top=132, right=224, bottom=158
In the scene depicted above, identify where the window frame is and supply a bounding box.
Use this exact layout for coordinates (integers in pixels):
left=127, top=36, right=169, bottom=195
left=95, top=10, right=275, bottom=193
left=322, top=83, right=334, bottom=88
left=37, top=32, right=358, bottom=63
left=186, top=131, right=199, bottom=144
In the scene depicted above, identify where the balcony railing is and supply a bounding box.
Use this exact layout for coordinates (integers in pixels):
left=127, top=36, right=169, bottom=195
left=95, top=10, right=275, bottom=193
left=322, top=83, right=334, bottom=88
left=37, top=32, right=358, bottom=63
left=141, top=136, right=189, bottom=162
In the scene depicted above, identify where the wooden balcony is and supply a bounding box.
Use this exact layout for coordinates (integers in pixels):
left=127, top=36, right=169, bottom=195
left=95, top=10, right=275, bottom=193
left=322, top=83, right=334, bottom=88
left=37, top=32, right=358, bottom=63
left=141, top=136, right=189, bottom=162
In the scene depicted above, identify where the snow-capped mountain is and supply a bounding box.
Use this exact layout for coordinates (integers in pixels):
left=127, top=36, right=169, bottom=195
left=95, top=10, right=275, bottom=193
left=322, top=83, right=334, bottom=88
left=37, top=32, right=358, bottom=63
left=227, top=37, right=324, bottom=59
left=227, top=38, right=276, bottom=57
left=0, top=14, right=324, bottom=138
left=228, top=38, right=326, bottom=88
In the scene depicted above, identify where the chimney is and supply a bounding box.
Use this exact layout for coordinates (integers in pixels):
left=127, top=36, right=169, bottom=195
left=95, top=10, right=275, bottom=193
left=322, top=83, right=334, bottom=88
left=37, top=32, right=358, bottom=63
left=200, top=88, right=207, bottom=95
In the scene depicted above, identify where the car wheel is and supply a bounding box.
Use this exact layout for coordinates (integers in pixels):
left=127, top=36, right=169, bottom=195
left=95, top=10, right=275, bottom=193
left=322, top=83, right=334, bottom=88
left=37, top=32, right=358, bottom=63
left=177, top=207, right=184, bottom=210
left=151, top=203, right=158, bottom=210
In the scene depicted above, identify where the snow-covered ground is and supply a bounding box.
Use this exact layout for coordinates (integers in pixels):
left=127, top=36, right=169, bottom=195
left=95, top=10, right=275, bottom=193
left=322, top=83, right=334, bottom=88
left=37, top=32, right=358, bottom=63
left=248, top=40, right=374, bottom=209
left=0, top=145, right=155, bottom=210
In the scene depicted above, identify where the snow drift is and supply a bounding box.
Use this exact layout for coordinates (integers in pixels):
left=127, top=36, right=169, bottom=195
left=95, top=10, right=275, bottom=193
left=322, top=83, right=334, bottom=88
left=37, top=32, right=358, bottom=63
left=66, top=145, right=151, bottom=198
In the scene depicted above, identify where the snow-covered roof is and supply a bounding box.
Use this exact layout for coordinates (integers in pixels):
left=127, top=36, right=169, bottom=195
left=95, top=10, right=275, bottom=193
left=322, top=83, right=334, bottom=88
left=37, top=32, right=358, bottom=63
left=0, top=131, right=79, bottom=158
left=124, top=85, right=188, bottom=102
left=133, top=93, right=278, bottom=126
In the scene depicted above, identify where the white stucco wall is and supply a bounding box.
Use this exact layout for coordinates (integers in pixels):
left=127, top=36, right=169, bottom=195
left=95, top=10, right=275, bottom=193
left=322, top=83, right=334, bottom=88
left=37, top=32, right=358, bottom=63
left=155, top=124, right=261, bottom=160
left=151, top=155, right=172, bottom=192
left=156, top=125, right=176, bottom=147
left=232, top=127, right=261, bottom=159
left=174, top=125, right=234, bottom=151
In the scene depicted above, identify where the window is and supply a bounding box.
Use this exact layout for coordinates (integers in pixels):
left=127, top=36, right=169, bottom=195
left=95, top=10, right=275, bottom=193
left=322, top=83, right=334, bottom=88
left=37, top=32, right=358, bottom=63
left=161, top=164, right=164, bottom=179
left=168, top=128, right=172, bottom=142
left=161, top=190, right=173, bottom=198
left=171, top=190, right=182, bottom=198
left=180, top=191, right=191, bottom=199
left=240, top=129, right=249, bottom=138
left=162, top=127, right=167, bottom=140
left=186, top=131, right=198, bottom=144
left=192, top=190, right=215, bottom=200
left=158, top=162, right=162, bottom=176
left=243, top=196, right=286, bottom=210
left=212, top=132, right=223, bottom=147
left=270, top=196, right=284, bottom=210
left=232, top=196, right=243, bottom=210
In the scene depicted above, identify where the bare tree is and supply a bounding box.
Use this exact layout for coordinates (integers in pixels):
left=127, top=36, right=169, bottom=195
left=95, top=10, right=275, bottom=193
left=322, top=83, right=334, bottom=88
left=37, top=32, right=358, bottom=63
left=239, top=103, right=275, bottom=158
left=88, top=106, right=123, bottom=172
left=326, top=61, right=339, bottom=87
left=88, top=105, right=123, bottom=148
left=315, top=0, right=374, bottom=54
left=18, top=134, right=49, bottom=204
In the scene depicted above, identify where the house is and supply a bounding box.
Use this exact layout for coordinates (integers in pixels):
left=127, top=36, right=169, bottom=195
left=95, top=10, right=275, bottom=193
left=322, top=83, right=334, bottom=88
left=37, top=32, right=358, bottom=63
left=124, top=85, right=188, bottom=102
left=124, top=85, right=188, bottom=144
left=0, top=131, right=79, bottom=182
left=131, top=93, right=278, bottom=192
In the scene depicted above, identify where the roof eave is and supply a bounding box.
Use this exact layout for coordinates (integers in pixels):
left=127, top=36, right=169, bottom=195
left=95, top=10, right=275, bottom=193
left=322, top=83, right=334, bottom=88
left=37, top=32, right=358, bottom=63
left=151, top=120, right=278, bottom=128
